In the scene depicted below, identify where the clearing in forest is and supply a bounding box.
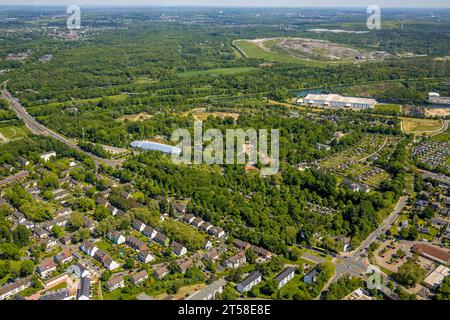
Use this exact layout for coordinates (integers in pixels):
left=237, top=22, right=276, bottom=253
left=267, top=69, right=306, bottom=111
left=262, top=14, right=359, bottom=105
left=0, top=125, right=29, bottom=143
left=234, top=38, right=391, bottom=64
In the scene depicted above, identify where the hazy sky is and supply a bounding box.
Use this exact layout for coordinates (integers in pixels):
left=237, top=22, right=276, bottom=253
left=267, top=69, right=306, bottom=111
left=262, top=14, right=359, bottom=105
left=1, top=0, right=449, bottom=8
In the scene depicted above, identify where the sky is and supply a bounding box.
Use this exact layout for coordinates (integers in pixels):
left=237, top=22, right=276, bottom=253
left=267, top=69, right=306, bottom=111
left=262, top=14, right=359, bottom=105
left=1, top=0, right=449, bottom=8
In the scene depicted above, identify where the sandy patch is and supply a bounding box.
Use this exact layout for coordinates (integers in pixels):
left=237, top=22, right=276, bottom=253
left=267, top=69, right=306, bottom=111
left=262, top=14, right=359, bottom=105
left=425, top=108, right=450, bottom=117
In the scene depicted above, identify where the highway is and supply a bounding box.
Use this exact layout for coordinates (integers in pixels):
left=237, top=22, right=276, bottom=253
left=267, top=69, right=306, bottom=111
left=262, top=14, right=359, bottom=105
left=1, top=88, right=124, bottom=169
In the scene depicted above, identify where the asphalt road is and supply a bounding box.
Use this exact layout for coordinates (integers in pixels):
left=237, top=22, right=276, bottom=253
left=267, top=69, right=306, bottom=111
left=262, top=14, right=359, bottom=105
left=322, top=195, right=408, bottom=297
left=2, top=89, right=123, bottom=168
left=349, top=195, right=408, bottom=258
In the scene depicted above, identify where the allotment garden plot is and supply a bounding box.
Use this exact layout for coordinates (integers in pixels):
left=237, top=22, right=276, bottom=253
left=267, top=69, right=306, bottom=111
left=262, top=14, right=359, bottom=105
left=318, top=134, right=401, bottom=188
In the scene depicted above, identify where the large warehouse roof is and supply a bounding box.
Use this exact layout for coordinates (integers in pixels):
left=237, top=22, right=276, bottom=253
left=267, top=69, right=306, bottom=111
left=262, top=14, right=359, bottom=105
left=304, top=94, right=377, bottom=105
left=130, top=141, right=182, bottom=155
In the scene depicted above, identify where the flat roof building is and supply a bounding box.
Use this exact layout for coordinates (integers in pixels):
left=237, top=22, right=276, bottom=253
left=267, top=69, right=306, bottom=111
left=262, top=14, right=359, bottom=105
left=130, top=141, right=181, bottom=155
left=303, top=94, right=377, bottom=109
left=236, top=271, right=262, bottom=293
left=186, top=278, right=227, bottom=300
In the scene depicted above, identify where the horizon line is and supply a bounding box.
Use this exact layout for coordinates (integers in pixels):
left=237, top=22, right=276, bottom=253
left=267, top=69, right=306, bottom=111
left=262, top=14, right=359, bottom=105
left=1, top=5, right=450, bottom=9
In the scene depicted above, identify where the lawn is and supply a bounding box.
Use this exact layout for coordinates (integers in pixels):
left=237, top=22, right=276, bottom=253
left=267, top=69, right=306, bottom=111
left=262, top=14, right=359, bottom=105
left=0, top=125, right=30, bottom=142
left=177, top=67, right=258, bottom=77
left=375, top=104, right=401, bottom=114
left=431, top=128, right=450, bottom=142
left=402, top=118, right=442, bottom=134
left=44, top=281, right=67, bottom=293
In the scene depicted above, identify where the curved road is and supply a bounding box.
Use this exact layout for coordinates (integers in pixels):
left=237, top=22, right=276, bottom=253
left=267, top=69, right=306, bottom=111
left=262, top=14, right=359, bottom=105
left=1, top=89, right=124, bottom=169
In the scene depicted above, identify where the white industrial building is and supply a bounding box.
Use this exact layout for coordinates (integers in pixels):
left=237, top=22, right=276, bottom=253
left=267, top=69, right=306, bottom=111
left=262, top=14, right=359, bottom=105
left=302, top=94, right=377, bottom=109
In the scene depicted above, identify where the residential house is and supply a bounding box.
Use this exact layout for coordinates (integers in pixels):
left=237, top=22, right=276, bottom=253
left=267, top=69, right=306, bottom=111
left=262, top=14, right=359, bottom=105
left=236, top=271, right=262, bottom=293
left=251, top=245, right=273, bottom=261
left=199, top=222, right=213, bottom=232
left=53, top=189, right=70, bottom=201
left=138, top=251, right=154, bottom=263
left=77, top=277, right=91, bottom=300
left=130, top=270, right=148, bottom=286
left=204, top=240, right=213, bottom=251
left=80, top=241, right=98, bottom=257
left=59, top=236, right=71, bottom=246
left=40, top=289, right=70, bottom=300
left=54, top=249, right=73, bottom=264
left=233, top=239, right=251, bottom=251
left=191, top=217, right=204, bottom=228
left=172, top=241, right=187, bottom=257
left=95, top=250, right=120, bottom=271
left=142, top=225, right=157, bottom=239
left=17, top=156, right=30, bottom=167
left=41, top=217, right=69, bottom=231
left=0, top=170, right=30, bottom=188
left=68, top=263, right=90, bottom=278
left=304, top=266, right=320, bottom=284
left=33, top=226, right=49, bottom=239
left=178, top=259, right=193, bottom=274
left=182, top=214, right=195, bottom=224
left=21, top=220, right=34, bottom=230
left=208, top=227, right=225, bottom=239
left=37, top=259, right=57, bottom=278
left=205, top=248, right=220, bottom=262
left=154, top=266, right=170, bottom=279
left=40, top=151, right=56, bottom=162
left=55, top=208, right=72, bottom=218
left=106, top=203, right=119, bottom=216
left=153, top=232, right=170, bottom=247
left=107, top=231, right=126, bottom=244
left=431, top=218, right=449, bottom=228
left=132, top=219, right=146, bottom=232
left=120, top=191, right=132, bottom=200
left=39, top=238, right=57, bottom=251
left=0, top=276, right=33, bottom=300
left=223, top=251, right=246, bottom=269
left=105, top=276, right=125, bottom=292
left=126, top=236, right=148, bottom=252
left=83, top=217, right=96, bottom=231
left=274, top=267, right=295, bottom=289
left=173, top=200, right=189, bottom=216
left=13, top=211, right=26, bottom=224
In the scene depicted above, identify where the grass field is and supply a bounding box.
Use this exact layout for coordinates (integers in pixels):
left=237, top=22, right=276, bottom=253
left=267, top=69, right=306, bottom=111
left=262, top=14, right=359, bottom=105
left=0, top=125, right=30, bottom=143
left=375, top=104, right=401, bottom=114
left=234, top=40, right=351, bottom=67
left=402, top=118, right=442, bottom=134
left=178, top=67, right=258, bottom=77
left=234, top=40, right=319, bottom=65
left=431, top=128, right=450, bottom=142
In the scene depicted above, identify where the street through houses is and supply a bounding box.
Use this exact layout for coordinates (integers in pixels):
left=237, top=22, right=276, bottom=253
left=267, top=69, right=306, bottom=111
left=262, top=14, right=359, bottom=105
left=321, top=196, right=408, bottom=297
